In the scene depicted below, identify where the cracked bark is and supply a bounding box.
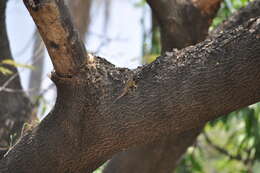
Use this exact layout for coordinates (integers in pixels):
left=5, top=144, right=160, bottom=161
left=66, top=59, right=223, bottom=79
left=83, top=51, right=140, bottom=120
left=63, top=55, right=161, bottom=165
left=0, top=0, right=35, bottom=159
left=0, top=0, right=260, bottom=173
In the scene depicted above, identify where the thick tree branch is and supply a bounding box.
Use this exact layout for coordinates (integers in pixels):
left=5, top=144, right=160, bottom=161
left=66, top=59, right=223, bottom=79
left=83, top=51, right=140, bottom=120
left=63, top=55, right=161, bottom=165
left=1, top=14, right=260, bottom=172
left=23, top=0, right=89, bottom=77
left=104, top=1, right=260, bottom=172
left=104, top=0, right=222, bottom=171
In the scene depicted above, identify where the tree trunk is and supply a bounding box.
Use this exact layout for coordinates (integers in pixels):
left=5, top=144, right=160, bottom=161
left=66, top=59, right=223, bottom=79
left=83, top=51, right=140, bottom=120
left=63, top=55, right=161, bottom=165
left=104, top=129, right=201, bottom=173
left=147, top=0, right=221, bottom=52
left=0, top=0, right=35, bottom=159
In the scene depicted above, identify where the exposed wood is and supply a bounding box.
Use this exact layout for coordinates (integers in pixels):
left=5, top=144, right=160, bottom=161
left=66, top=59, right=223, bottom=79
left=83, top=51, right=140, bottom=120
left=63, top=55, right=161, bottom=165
left=192, top=0, right=222, bottom=15
left=23, top=0, right=88, bottom=77
left=0, top=13, right=260, bottom=172
left=147, top=0, right=222, bottom=52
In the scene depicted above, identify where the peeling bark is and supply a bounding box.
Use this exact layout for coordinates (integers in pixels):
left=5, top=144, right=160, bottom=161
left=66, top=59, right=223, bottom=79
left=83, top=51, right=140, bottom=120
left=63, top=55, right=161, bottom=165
left=0, top=1, right=259, bottom=170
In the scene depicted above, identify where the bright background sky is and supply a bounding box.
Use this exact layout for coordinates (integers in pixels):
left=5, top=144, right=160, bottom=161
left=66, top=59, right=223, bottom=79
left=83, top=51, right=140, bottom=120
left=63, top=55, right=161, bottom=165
left=6, top=0, right=151, bottom=117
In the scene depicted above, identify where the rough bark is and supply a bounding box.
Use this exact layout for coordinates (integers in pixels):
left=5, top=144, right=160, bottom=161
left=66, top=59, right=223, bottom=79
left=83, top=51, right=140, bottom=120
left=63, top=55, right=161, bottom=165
left=147, top=0, right=222, bottom=52
left=0, top=0, right=259, bottom=171
left=103, top=1, right=260, bottom=172
left=0, top=0, right=35, bottom=159
left=104, top=129, right=201, bottom=173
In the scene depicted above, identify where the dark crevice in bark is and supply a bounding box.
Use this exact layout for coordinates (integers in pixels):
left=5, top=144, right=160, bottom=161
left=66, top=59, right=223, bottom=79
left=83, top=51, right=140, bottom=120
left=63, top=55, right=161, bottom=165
left=0, top=0, right=35, bottom=159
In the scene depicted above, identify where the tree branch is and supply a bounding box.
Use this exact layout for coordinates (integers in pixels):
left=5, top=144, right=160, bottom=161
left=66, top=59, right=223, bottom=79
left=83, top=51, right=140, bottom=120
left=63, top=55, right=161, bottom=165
left=104, top=0, right=223, bottom=171
left=203, top=132, right=244, bottom=161
left=1, top=13, right=260, bottom=172
left=104, top=1, right=260, bottom=172
left=23, top=0, right=89, bottom=77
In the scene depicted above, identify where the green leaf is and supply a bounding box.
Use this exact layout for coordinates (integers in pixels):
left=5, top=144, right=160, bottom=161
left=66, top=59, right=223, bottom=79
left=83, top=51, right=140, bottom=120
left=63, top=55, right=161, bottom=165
left=0, top=66, right=13, bottom=75
left=143, top=54, right=159, bottom=64
left=1, top=59, right=34, bottom=69
left=189, top=154, right=203, bottom=172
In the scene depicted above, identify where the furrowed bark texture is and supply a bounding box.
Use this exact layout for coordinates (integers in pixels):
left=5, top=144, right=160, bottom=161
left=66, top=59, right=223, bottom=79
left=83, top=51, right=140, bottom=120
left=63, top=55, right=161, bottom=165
left=0, top=1, right=259, bottom=170
left=104, top=1, right=260, bottom=172
left=147, top=0, right=222, bottom=52
left=0, top=0, right=34, bottom=158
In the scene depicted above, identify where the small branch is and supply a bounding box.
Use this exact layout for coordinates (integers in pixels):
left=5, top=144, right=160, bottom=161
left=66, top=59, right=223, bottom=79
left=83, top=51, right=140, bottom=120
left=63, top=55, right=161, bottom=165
left=203, top=132, right=243, bottom=161
left=23, top=0, right=88, bottom=77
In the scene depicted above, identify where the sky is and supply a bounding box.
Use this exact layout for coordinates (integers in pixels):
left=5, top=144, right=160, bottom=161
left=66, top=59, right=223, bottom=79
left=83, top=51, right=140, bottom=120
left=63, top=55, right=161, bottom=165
left=5, top=0, right=151, bottom=118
